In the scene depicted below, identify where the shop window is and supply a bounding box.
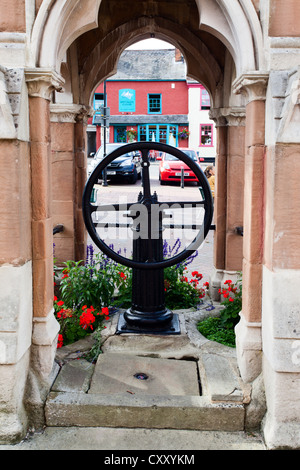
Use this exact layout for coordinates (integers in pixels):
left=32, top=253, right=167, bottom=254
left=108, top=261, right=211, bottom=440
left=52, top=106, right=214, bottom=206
left=138, top=124, right=177, bottom=145
left=114, top=126, right=127, bottom=142
left=200, top=124, right=213, bottom=146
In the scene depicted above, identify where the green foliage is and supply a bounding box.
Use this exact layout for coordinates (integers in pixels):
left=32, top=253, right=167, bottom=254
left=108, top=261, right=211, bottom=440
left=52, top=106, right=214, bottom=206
left=197, top=317, right=236, bottom=348
left=59, top=253, right=121, bottom=311
left=164, top=264, right=206, bottom=309
left=219, top=275, right=242, bottom=329
left=196, top=275, right=242, bottom=348
left=54, top=241, right=210, bottom=355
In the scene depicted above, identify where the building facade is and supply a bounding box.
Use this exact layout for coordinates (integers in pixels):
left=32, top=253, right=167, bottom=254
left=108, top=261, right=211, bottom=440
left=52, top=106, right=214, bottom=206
left=87, top=49, right=216, bottom=160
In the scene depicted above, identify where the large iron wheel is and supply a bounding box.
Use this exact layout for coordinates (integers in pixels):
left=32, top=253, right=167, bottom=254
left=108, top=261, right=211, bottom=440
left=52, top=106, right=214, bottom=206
left=82, top=142, right=213, bottom=270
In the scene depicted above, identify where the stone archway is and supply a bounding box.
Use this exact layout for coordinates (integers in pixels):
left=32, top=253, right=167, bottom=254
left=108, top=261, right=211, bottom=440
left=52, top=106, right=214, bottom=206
left=2, top=0, right=300, bottom=449
left=26, top=0, right=265, bottom=431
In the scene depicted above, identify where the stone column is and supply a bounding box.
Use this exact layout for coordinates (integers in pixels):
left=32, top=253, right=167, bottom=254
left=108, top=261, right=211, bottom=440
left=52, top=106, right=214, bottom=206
left=233, top=73, right=269, bottom=383
left=0, top=66, right=32, bottom=443
left=223, top=109, right=245, bottom=272
left=74, top=109, right=90, bottom=262
left=261, top=66, right=300, bottom=449
left=25, top=69, right=64, bottom=427
left=209, top=112, right=227, bottom=299
left=50, top=104, right=90, bottom=265
left=209, top=108, right=245, bottom=299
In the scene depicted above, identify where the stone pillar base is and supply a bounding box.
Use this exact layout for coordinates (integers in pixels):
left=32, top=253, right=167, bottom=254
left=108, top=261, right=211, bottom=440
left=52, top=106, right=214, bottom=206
left=235, top=311, right=262, bottom=383
left=262, top=356, right=300, bottom=449
left=24, top=310, right=60, bottom=429
left=0, top=351, right=30, bottom=444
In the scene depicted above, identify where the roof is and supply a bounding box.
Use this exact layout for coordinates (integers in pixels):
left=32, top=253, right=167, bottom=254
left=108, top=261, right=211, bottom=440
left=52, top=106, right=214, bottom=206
left=109, top=49, right=187, bottom=81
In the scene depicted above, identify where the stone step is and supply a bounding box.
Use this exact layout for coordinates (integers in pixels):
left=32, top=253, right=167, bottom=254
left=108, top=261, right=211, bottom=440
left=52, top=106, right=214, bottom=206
left=45, top=350, right=246, bottom=431
left=45, top=391, right=244, bottom=431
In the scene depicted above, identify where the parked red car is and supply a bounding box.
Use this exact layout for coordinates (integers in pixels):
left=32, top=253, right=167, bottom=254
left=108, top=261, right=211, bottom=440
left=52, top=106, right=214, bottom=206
left=158, top=149, right=200, bottom=185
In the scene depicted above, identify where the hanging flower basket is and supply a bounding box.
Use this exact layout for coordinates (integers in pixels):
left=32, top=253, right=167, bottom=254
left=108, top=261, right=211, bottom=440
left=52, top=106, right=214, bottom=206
left=126, top=128, right=137, bottom=141
left=178, top=128, right=190, bottom=139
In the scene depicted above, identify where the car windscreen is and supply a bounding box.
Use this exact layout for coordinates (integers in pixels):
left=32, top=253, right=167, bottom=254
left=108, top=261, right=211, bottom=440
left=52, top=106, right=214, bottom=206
left=164, top=151, right=197, bottom=161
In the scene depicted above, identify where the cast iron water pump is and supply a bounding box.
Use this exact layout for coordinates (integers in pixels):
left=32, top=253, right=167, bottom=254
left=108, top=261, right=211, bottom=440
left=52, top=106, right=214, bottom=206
left=82, top=142, right=213, bottom=335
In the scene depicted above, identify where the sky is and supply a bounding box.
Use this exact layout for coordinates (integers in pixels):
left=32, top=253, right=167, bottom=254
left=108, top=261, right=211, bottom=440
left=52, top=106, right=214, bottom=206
left=126, top=38, right=175, bottom=50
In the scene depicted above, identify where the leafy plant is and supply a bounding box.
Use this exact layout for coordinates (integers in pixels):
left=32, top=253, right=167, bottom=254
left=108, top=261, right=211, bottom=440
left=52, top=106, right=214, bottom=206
left=197, top=317, right=236, bottom=348
left=54, top=240, right=211, bottom=354
left=218, top=275, right=242, bottom=329
left=196, top=275, right=242, bottom=348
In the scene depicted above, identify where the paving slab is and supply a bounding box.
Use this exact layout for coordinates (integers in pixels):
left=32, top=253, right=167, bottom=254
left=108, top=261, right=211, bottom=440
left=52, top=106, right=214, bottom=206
left=199, top=353, right=244, bottom=403
left=52, top=358, right=95, bottom=393
left=89, top=353, right=200, bottom=396
left=0, top=427, right=266, bottom=450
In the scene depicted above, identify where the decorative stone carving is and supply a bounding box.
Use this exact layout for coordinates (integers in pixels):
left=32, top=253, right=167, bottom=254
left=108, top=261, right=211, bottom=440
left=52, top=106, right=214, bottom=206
left=233, top=73, right=269, bottom=103
left=0, top=65, right=17, bottom=139
left=50, top=103, right=92, bottom=123
left=209, top=107, right=246, bottom=127
left=25, top=68, right=64, bottom=100
left=277, top=67, right=300, bottom=144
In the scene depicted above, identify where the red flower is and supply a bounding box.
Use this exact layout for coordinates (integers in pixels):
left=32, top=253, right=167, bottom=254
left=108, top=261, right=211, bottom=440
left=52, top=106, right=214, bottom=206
left=229, top=297, right=234, bottom=302
left=79, top=309, right=96, bottom=330
left=224, top=279, right=232, bottom=285
left=54, top=295, right=58, bottom=301
left=192, top=271, right=203, bottom=279
left=119, top=272, right=126, bottom=279
left=56, top=300, right=64, bottom=307
left=101, top=307, right=109, bottom=316
left=57, top=334, right=63, bottom=348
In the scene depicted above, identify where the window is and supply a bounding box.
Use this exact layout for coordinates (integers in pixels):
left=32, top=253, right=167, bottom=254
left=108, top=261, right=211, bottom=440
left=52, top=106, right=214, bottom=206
left=114, top=126, right=127, bottom=142
left=148, top=94, right=162, bottom=114
left=201, top=88, right=211, bottom=110
left=94, top=93, right=104, bottom=111
left=138, top=124, right=178, bottom=145
left=139, top=125, right=147, bottom=141
left=200, top=124, right=213, bottom=146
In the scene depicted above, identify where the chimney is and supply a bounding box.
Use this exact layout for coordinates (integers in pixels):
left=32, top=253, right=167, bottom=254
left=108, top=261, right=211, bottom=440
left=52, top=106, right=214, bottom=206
left=175, top=48, right=183, bottom=62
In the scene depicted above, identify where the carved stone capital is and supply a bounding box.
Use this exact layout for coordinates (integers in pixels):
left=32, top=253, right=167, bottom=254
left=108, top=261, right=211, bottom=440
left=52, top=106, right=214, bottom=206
left=209, top=107, right=246, bottom=127
left=50, top=104, right=89, bottom=123
left=75, top=105, right=94, bottom=125
left=209, top=108, right=227, bottom=127
left=25, top=68, right=65, bottom=101
left=233, top=73, right=269, bottom=103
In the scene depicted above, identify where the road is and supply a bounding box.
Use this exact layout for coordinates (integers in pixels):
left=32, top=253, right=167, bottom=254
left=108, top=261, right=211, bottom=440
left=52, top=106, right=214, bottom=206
left=87, top=162, right=214, bottom=284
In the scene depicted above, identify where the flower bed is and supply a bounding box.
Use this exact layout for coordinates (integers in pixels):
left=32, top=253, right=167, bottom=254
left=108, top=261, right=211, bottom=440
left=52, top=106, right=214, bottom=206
left=196, top=275, right=242, bottom=348
left=53, top=240, right=211, bottom=359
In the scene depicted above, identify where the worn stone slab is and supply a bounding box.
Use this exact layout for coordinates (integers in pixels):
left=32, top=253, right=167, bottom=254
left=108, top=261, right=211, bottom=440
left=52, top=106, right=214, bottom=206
left=52, top=359, right=95, bottom=393
left=89, top=353, right=200, bottom=396
left=199, top=353, right=243, bottom=403
left=101, top=313, right=200, bottom=359
left=45, top=392, right=245, bottom=431
left=0, top=427, right=266, bottom=450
